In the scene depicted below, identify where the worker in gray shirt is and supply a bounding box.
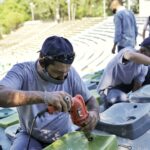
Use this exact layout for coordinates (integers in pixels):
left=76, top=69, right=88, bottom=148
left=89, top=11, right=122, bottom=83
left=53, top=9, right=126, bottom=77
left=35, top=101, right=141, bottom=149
left=97, top=37, right=150, bottom=111
left=0, top=36, right=99, bottom=150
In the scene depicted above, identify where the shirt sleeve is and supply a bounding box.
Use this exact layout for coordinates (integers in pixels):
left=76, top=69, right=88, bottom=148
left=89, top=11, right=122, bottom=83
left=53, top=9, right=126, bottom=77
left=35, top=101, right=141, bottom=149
left=69, top=67, right=92, bottom=102
left=134, top=65, right=148, bottom=84
left=114, top=13, right=122, bottom=43
left=0, top=64, right=25, bottom=90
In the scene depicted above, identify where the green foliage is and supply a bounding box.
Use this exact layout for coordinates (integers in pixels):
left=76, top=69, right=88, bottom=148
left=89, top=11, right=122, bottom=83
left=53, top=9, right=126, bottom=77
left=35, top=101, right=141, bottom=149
left=131, top=0, right=139, bottom=14
left=2, top=12, right=25, bottom=33
left=59, top=0, right=68, bottom=20
left=0, top=0, right=30, bottom=34
left=73, top=0, right=103, bottom=19
left=0, top=0, right=105, bottom=35
left=0, top=0, right=139, bottom=36
left=31, top=0, right=54, bottom=20
left=106, top=0, right=139, bottom=16
left=106, top=0, right=113, bottom=16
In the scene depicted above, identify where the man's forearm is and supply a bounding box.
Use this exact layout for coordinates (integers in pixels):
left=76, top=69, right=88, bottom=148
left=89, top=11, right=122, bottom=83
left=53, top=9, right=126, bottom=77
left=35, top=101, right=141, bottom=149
left=86, top=96, right=99, bottom=115
left=132, top=81, right=142, bottom=92
left=0, top=86, right=44, bottom=107
left=124, top=51, right=150, bottom=65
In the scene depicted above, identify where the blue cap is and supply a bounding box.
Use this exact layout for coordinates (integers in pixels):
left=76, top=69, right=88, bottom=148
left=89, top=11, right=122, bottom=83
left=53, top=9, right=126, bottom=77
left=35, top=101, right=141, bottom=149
left=40, top=36, right=75, bottom=64
left=139, top=37, right=150, bottom=48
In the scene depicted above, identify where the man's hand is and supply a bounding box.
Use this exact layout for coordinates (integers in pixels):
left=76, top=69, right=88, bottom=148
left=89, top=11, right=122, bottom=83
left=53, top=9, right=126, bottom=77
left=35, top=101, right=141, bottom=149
left=112, top=43, right=117, bottom=54
left=132, top=81, right=142, bottom=92
left=81, top=110, right=100, bottom=132
left=112, top=46, right=116, bottom=54
left=43, top=91, right=72, bottom=112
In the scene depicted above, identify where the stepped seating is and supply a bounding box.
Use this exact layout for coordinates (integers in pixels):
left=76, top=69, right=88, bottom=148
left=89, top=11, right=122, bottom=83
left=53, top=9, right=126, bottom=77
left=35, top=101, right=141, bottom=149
left=70, top=17, right=115, bottom=74
left=0, top=16, right=147, bottom=78
left=0, top=15, right=148, bottom=77
left=73, top=16, right=149, bottom=74
left=0, top=17, right=102, bottom=78
left=135, top=16, right=147, bottom=25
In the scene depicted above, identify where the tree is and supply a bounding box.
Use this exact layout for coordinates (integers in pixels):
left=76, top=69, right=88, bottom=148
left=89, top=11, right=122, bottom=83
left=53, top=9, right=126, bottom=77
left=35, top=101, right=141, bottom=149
left=130, top=0, right=139, bottom=14
left=0, top=0, right=30, bottom=34
left=0, top=0, right=108, bottom=36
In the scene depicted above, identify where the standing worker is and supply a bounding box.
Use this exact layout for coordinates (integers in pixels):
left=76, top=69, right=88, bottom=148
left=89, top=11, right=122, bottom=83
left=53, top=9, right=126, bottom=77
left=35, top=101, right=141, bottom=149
left=110, top=0, right=138, bottom=53
left=0, top=36, right=99, bottom=149
left=142, top=16, right=150, bottom=39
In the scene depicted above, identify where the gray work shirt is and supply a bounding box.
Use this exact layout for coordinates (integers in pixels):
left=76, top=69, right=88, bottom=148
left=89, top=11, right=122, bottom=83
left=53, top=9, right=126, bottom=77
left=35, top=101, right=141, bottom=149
left=0, top=61, right=91, bottom=143
left=97, top=48, right=148, bottom=94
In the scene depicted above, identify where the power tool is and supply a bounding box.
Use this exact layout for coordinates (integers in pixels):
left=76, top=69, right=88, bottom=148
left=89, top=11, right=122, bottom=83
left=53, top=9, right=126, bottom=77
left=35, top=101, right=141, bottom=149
left=70, top=94, right=89, bottom=127
left=48, top=94, right=89, bottom=127
left=47, top=95, right=93, bottom=141
left=27, top=95, right=91, bottom=150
